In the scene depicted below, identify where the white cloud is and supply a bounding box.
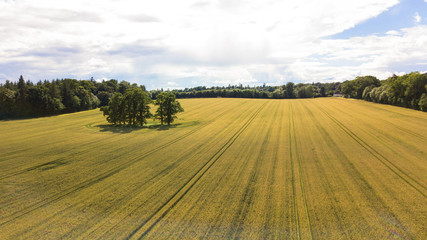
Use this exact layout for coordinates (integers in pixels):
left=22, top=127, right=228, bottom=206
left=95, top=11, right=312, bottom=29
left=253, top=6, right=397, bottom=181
left=2, top=0, right=425, bottom=88
left=286, top=25, right=427, bottom=82
left=414, top=12, right=421, bottom=23
left=386, top=30, right=401, bottom=35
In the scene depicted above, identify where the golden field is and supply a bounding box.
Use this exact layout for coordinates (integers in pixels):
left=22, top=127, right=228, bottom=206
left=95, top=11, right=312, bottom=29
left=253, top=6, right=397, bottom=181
left=0, top=98, right=426, bottom=239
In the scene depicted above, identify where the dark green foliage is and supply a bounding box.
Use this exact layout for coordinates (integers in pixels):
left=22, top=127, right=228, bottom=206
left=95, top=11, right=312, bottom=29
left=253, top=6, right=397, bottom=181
left=17, top=75, right=27, bottom=102
left=360, top=72, right=427, bottom=110
left=0, top=76, right=100, bottom=119
left=419, top=93, right=427, bottom=112
left=154, top=92, right=184, bottom=125
left=285, top=82, right=295, bottom=98
left=1, top=71, right=426, bottom=120
left=97, top=91, right=114, bottom=106
left=341, top=76, right=380, bottom=99
left=0, top=76, right=151, bottom=119
left=101, top=88, right=152, bottom=126
left=294, top=84, right=314, bottom=98
left=0, top=87, right=16, bottom=119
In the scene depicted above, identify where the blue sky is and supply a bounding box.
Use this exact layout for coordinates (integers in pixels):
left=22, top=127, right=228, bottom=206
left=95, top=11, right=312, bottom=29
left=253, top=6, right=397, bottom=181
left=332, top=0, right=427, bottom=38
left=0, top=0, right=426, bottom=89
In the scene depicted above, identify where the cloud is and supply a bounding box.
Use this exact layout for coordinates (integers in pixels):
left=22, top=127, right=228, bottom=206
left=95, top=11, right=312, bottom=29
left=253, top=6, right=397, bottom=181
left=414, top=12, right=421, bottom=23
left=108, top=44, right=165, bottom=57
left=286, top=25, right=427, bottom=82
left=386, top=30, right=401, bottom=35
left=126, top=14, right=160, bottom=23
left=2, top=0, right=426, bottom=89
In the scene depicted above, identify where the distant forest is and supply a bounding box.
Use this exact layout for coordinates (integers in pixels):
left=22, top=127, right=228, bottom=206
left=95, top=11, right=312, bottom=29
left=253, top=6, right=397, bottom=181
left=1, top=71, right=426, bottom=119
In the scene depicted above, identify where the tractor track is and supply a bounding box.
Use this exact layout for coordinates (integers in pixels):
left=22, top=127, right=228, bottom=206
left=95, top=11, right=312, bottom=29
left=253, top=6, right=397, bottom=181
left=289, top=102, right=313, bottom=240
left=0, top=122, right=208, bottom=227
left=302, top=100, right=412, bottom=239
left=228, top=102, right=278, bottom=239
left=126, top=102, right=267, bottom=240
left=0, top=98, right=240, bottom=228
left=316, top=103, right=426, bottom=198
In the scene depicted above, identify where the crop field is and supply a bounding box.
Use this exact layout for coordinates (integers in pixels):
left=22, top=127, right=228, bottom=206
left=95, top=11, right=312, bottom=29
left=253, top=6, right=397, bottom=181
left=0, top=98, right=426, bottom=239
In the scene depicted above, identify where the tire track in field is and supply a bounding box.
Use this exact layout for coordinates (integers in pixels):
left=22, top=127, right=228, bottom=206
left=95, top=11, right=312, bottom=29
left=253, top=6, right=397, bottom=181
left=0, top=113, right=103, bottom=158
left=0, top=99, right=239, bottom=227
left=327, top=100, right=427, bottom=155
left=174, top=104, right=266, bottom=239
left=334, top=98, right=427, bottom=123
left=13, top=102, right=248, bottom=240
left=63, top=107, right=254, bottom=240
left=68, top=102, right=256, bottom=239
left=126, top=102, right=267, bottom=240
left=316, top=103, right=426, bottom=198
left=299, top=102, right=362, bottom=238
left=288, top=103, right=300, bottom=240
left=68, top=102, right=260, bottom=240
left=289, top=102, right=313, bottom=240
left=197, top=134, right=258, bottom=239
left=0, top=133, right=130, bottom=181
left=228, top=102, right=279, bottom=239
left=0, top=123, right=208, bottom=227
left=0, top=133, right=150, bottom=211
left=303, top=101, right=413, bottom=239
left=0, top=99, right=232, bottom=177
left=262, top=101, right=286, bottom=239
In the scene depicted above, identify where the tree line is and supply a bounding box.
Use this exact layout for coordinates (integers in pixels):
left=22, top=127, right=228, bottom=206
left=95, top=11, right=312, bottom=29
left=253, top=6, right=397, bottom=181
left=0, top=76, right=147, bottom=119
left=168, top=82, right=341, bottom=99
left=341, top=72, right=427, bottom=111
left=1, top=71, right=426, bottom=120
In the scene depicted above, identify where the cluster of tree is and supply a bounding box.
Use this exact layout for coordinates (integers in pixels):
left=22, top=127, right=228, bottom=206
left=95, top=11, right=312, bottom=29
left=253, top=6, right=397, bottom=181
left=169, top=82, right=341, bottom=99
left=341, top=72, right=427, bottom=111
left=100, top=91, right=183, bottom=126
left=0, top=76, right=98, bottom=119
left=0, top=76, right=147, bottom=119
left=2, top=71, right=425, bottom=120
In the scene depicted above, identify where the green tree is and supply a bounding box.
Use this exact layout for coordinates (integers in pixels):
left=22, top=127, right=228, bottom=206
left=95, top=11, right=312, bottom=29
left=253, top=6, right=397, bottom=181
left=17, top=75, right=27, bottom=102
left=285, top=82, right=295, bottom=98
left=0, top=87, right=16, bottom=119
left=101, top=92, right=124, bottom=125
left=101, top=88, right=152, bottom=126
left=154, top=92, right=184, bottom=125
left=419, top=93, right=427, bottom=112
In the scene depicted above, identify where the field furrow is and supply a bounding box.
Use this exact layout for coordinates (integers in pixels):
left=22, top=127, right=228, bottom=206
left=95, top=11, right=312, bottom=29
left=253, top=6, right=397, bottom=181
left=289, top=101, right=313, bottom=240
left=128, top=102, right=267, bottom=239
left=1, top=98, right=425, bottom=239
left=315, top=101, right=426, bottom=198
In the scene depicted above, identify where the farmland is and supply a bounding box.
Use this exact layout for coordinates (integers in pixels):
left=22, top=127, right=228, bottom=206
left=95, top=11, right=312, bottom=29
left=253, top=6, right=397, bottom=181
left=0, top=98, right=426, bottom=239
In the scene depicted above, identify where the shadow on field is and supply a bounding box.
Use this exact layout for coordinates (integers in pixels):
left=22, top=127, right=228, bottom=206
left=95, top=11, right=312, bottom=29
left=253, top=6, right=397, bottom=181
left=96, top=123, right=181, bottom=133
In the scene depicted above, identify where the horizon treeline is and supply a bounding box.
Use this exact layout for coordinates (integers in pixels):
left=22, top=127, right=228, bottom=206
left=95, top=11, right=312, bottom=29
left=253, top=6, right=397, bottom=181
left=0, top=77, right=147, bottom=119
left=169, top=81, right=341, bottom=99
left=1, top=71, right=426, bottom=119
left=341, top=72, right=427, bottom=111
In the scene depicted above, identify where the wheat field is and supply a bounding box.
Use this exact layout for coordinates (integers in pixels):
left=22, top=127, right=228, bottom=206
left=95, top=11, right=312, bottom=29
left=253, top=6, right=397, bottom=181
left=0, top=98, right=426, bottom=239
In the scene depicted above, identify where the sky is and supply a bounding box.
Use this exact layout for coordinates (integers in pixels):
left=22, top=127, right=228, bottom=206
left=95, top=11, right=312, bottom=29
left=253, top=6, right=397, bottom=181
left=1, top=0, right=427, bottom=89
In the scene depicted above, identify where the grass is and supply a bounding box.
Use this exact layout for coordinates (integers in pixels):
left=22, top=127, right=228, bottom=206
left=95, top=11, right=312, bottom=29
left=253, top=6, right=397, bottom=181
left=0, top=98, right=426, bottom=239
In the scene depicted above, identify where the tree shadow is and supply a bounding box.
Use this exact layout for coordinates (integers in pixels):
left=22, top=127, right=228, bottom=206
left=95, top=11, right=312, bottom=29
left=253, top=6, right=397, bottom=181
left=95, top=123, right=182, bottom=133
